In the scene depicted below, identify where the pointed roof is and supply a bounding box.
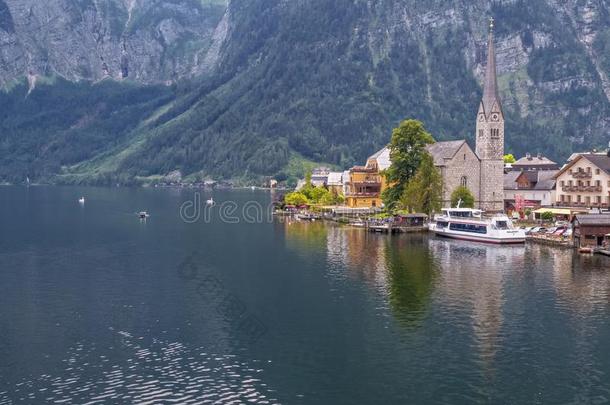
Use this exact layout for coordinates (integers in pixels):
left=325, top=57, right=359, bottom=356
left=426, top=140, right=470, bottom=166
left=481, top=18, right=502, bottom=116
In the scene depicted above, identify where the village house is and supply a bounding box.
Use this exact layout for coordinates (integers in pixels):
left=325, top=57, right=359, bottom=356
left=509, top=153, right=559, bottom=171
left=344, top=148, right=390, bottom=208
left=554, top=152, right=610, bottom=209
left=326, top=172, right=345, bottom=196
left=504, top=169, right=557, bottom=211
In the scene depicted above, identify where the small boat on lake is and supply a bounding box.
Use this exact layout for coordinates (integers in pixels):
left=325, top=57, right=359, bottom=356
left=138, top=211, right=150, bottom=219
left=78, top=197, right=85, bottom=204
left=206, top=198, right=215, bottom=206
left=295, top=213, right=316, bottom=221
left=430, top=207, right=526, bottom=244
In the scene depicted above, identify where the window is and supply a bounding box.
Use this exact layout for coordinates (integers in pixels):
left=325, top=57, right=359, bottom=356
left=567, top=195, right=572, bottom=203
left=577, top=195, right=582, bottom=203
left=479, top=130, right=483, bottom=138
left=586, top=181, right=590, bottom=186
left=596, top=169, right=600, bottom=175
left=569, top=180, right=573, bottom=186
left=449, top=223, right=488, bottom=234
left=460, top=176, right=468, bottom=187
left=560, top=181, right=565, bottom=187
left=596, top=180, right=601, bottom=187
left=596, top=196, right=602, bottom=204
left=561, top=195, right=565, bottom=202
left=585, top=196, right=591, bottom=205
left=490, top=128, right=500, bottom=139
left=464, top=154, right=466, bottom=160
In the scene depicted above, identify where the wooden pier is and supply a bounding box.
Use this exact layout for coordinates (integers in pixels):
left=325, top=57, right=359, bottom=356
left=367, top=224, right=427, bottom=234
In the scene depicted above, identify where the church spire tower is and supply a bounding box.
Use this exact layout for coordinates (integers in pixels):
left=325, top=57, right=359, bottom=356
left=476, top=17, right=505, bottom=211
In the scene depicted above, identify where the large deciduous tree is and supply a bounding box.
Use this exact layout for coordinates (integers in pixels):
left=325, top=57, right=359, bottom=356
left=382, top=119, right=435, bottom=209
left=400, top=152, right=442, bottom=215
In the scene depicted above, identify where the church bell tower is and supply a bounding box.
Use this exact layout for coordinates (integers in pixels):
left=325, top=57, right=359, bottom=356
left=476, top=18, right=504, bottom=212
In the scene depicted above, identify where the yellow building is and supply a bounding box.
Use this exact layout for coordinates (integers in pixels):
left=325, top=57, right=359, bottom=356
left=345, top=147, right=391, bottom=208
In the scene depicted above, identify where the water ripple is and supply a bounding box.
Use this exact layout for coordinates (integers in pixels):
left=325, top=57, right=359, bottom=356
left=1, top=330, right=280, bottom=404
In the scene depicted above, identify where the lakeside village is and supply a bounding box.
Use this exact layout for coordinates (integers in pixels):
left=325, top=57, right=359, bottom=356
left=274, top=21, right=610, bottom=257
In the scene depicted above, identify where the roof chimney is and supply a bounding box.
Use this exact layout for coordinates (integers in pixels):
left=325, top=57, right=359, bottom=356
left=526, top=152, right=532, bottom=160
left=537, top=152, right=542, bottom=159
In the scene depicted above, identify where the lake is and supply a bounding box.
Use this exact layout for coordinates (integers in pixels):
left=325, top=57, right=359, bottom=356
left=0, top=186, right=609, bottom=404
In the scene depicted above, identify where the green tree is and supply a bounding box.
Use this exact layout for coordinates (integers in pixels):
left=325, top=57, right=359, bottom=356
left=382, top=119, right=435, bottom=209
left=400, top=152, right=442, bottom=215
left=541, top=211, right=554, bottom=222
left=450, top=186, right=475, bottom=208
left=504, top=154, right=516, bottom=164
left=285, top=192, right=309, bottom=206
left=309, top=186, right=330, bottom=203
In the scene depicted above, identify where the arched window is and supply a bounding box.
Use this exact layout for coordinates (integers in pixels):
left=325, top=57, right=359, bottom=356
left=460, top=176, right=468, bottom=188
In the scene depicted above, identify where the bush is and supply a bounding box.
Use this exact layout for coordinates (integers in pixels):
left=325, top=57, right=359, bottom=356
left=285, top=192, right=309, bottom=206
left=450, top=186, right=475, bottom=208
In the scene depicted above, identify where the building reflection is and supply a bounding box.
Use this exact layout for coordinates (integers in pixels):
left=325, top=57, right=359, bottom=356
left=427, top=239, right=522, bottom=371
left=281, top=220, right=610, bottom=381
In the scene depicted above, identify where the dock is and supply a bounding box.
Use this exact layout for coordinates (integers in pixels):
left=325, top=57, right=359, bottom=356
left=367, top=223, right=427, bottom=234
left=597, top=249, right=610, bottom=257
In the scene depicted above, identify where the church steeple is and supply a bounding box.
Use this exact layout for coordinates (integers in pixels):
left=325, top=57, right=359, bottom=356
left=481, top=17, right=502, bottom=117
left=475, top=17, right=505, bottom=212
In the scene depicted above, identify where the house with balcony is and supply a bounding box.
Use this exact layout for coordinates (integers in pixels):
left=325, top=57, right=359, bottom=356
left=344, top=147, right=390, bottom=208
left=554, top=153, right=610, bottom=209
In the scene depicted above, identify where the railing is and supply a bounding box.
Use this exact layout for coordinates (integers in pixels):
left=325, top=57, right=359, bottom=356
left=556, top=202, right=609, bottom=208
left=562, top=185, right=602, bottom=192
left=346, top=192, right=380, bottom=197
left=571, top=171, right=592, bottom=179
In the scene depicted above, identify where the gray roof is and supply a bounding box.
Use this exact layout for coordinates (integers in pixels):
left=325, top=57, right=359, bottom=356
left=583, top=154, right=610, bottom=174
left=503, top=171, right=521, bottom=190
left=426, top=140, right=468, bottom=166
left=513, top=155, right=557, bottom=167
left=504, top=170, right=558, bottom=191
left=555, top=153, right=610, bottom=178
left=574, top=214, right=610, bottom=226
left=533, top=170, right=558, bottom=190
left=368, top=146, right=389, bottom=161
left=481, top=22, right=503, bottom=117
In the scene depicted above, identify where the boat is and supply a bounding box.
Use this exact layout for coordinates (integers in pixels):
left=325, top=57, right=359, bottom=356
left=78, top=197, right=85, bottom=204
left=295, top=213, right=315, bottom=221
left=430, top=206, right=526, bottom=244
left=138, top=211, right=150, bottom=219
left=206, top=198, right=215, bottom=206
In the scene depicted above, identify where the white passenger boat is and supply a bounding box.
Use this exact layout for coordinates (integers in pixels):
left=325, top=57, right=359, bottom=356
left=430, top=207, right=525, bottom=244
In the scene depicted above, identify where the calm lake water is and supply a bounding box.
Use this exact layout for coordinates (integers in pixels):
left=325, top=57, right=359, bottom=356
left=0, top=186, right=609, bottom=404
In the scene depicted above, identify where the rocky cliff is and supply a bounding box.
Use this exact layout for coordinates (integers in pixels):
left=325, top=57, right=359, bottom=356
left=0, top=0, right=608, bottom=184
left=0, top=0, right=228, bottom=84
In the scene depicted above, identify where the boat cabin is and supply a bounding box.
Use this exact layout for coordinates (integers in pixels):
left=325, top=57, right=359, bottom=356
left=441, top=208, right=483, bottom=219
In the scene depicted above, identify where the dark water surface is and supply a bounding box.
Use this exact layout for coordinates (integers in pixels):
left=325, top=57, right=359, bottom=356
left=0, top=186, right=609, bottom=404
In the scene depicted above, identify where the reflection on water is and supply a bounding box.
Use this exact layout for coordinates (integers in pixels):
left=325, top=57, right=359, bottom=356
left=284, top=220, right=610, bottom=402
left=2, top=186, right=610, bottom=404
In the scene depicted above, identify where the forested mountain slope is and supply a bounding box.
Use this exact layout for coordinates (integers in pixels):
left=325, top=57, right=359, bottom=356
left=0, top=0, right=608, bottom=184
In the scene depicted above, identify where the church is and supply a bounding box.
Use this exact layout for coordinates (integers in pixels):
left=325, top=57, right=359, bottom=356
left=426, top=18, right=505, bottom=212
left=346, top=19, right=505, bottom=211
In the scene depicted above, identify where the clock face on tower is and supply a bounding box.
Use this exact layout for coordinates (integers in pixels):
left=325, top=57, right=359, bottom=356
left=491, top=113, right=500, bottom=122
left=479, top=114, right=485, bottom=122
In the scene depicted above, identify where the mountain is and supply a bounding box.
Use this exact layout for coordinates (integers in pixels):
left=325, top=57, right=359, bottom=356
left=0, top=0, right=609, bottom=185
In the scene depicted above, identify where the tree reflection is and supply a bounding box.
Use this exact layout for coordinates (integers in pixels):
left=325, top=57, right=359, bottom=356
left=384, top=235, right=437, bottom=328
